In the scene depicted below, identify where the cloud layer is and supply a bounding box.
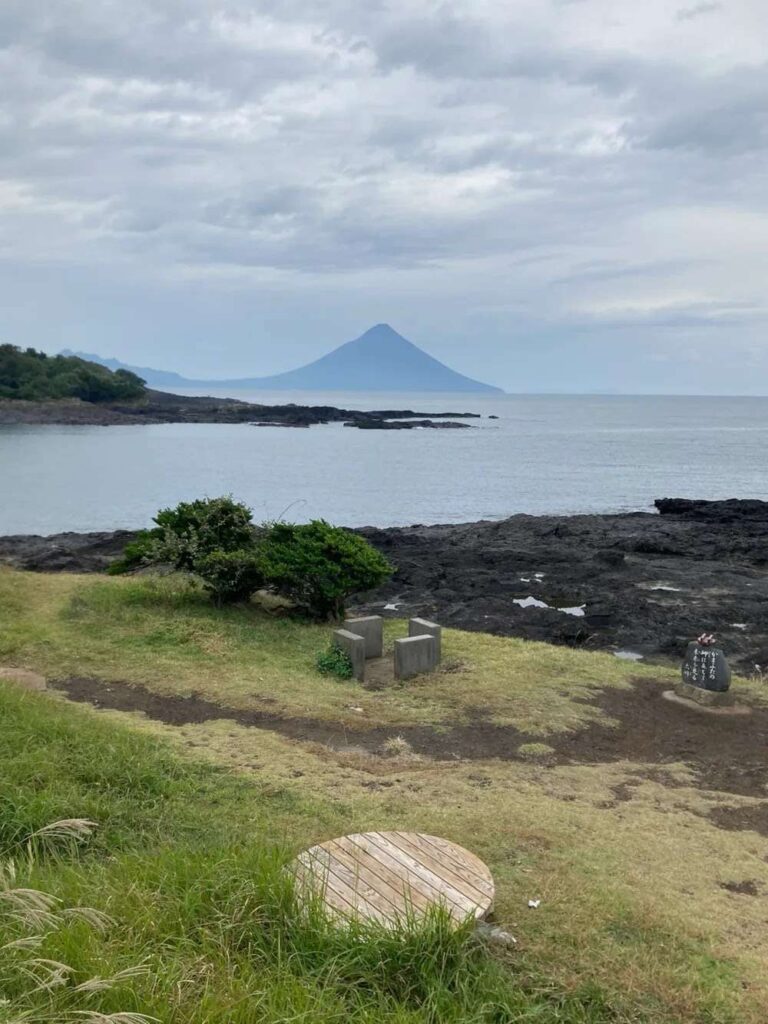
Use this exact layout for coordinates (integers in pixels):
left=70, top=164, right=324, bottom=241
left=1, top=0, right=767, bottom=391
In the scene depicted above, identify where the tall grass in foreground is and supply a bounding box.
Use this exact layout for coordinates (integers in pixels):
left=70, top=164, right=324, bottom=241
left=0, top=835, right=615, bottom=1024
left=0, top=686, right=737, bottom=1024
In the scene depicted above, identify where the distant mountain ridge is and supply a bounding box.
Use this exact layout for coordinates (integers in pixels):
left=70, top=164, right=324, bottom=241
left=62, top=324, right=502, bottom=393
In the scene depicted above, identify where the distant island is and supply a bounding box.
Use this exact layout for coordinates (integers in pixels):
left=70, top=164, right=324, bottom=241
left=63, top=323, right=503, bottom=394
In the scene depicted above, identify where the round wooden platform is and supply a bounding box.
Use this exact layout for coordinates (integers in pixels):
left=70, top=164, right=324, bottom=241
left=293, top=831, right=494, bottom=928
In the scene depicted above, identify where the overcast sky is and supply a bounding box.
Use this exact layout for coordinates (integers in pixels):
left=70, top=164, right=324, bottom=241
left=1, top=0, right=767, bottom=393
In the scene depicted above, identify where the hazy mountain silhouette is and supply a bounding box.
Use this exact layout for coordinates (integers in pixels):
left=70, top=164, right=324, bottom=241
left=62, top=324, right=502, bottom=393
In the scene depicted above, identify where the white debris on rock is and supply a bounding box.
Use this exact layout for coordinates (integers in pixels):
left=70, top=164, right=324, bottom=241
left=514, top=596, right=586, bottom=618
left=514, top=596, right=549, bottom=610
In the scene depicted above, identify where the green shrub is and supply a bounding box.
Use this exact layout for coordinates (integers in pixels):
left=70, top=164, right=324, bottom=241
left=151, top=496, right=255, bottom=571
left=194, top=548, right=265, bottom=605
left=0, top=343, right=145, bottom=402
left=259, top=520, right=392, bottom=621
left=315, top=644, right=354, bottom=679
left=110, top=502, right=391, bottom=616
left=107, top=528, right=162, bottom=574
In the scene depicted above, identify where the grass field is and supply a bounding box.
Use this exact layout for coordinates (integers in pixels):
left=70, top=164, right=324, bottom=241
left=1, top=565, right=767, bottom=1023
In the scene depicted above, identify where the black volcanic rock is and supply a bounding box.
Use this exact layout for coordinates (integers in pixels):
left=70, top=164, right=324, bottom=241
left=655, top=497, right=768, bottom=521
left=0, top=392, right=480, bottom=428
left=5, top=500, right=768, bottom=671
left=343, top=419, right=472, bottom=430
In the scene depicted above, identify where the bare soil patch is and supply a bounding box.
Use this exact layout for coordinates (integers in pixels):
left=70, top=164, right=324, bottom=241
left=706, top=803, right=768, bottom=837
left=719, top=880, right=760, bottom=896
left=54, top=676, right=768, bottom=801
left=562, top=683, right=768, bottom=798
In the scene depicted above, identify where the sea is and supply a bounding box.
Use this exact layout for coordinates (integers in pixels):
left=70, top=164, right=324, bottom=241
left=2, top=390, right=768, bottom=535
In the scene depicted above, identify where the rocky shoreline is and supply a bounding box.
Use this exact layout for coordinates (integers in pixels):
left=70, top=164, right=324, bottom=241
left=1, top=498, right=766, bottom=671
left=0, top=391, right=479, bottom=429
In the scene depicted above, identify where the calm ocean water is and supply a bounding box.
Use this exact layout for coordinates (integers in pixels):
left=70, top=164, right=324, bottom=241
left=2, top=391, right=768, bottom=535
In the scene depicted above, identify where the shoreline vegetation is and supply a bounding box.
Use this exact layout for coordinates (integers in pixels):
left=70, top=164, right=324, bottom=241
left=1, top=498, right=766, bottom=671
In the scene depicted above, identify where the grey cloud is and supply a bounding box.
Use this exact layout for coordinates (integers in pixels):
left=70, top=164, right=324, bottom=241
left=0, top=0, right=766, bottom=391
left=676, top=2, right=722, bottom=21
left=644, top=93, right=768, bottom=155
left=628, top=66, right=768, bottom=155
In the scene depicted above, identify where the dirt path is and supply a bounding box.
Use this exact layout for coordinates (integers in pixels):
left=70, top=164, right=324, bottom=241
left=54, top=676, right=768, bottom=809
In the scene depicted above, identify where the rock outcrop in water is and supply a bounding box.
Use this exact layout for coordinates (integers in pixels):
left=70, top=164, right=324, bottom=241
left=2, top=499, right=767, bottom=671
left=0, top=390, right=479, bottom=428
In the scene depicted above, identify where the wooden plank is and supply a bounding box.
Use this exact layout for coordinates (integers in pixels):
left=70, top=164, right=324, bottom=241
left=296, top=849, right=390, bottom=925
left=339, top=834, right=467, bottom=919
left=374, top=832, right=489, bottom=911
left=372, top=832, right=491, bottom=917
left=293, top=831, right=495, bottom=930
left=344, top=832, right=471, bottom=919
left=327, top=836, right=433, bottom=910
left=295, top=858, right=357, bottom=922
left=323, top=838, right=434, bottom=915
left=388, top=832, right=494, bottom=905
left=417, top=834, right=495, bottom=894
left=314, top=845, right=413, bottom=920
left=387, top=832, right=486, bottom=893
left=358, top=833, right=479, bottom=919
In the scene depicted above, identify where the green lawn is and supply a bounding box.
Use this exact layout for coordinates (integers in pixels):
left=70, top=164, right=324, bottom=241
left=0, top=567, right=686, bottom=731
left=1, top=566, right=766, bottom=1023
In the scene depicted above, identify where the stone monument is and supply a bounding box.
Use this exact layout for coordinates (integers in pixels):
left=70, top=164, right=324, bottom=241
left=676, top=633, right=733, bottom=707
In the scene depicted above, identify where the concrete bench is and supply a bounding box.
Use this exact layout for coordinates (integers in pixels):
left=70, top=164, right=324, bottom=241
left=344, top=616, right=383, bottom=659
left=394, top=634, right=438, bottom=680
left=332, top=629, right=366, bottom=681
left=408, top=618, right=442, bottom=663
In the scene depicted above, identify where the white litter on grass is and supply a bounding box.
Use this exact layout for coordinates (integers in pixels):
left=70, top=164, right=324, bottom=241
left=528, top=899, right=541, bottom=909
left=559, top=605, right=586, bottom=618
left=476, top=922, right=518, bottom=946
left=650, top=584, right=682, bottom=592
left=384, top=603, right=399, bottom=611
left=732, top=623, right=747, bottom=630
left=614, top=650, right=644, bottom=662
left=519, top=577, right=531, bottom=583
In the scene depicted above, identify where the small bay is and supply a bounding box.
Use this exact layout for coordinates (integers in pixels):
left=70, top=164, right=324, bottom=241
left=2, top=390, right=768, bottom=534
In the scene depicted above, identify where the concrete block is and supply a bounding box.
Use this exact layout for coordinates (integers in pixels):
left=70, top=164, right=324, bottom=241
left=408, top=618, right=442, bottom=663
left=394, top=635, right=437, bottom=680
left=332, top=629, right=366, bottom=682
left=344, top=616, right=383, bottom=659
left=674, top=680, right=735, bottom=707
